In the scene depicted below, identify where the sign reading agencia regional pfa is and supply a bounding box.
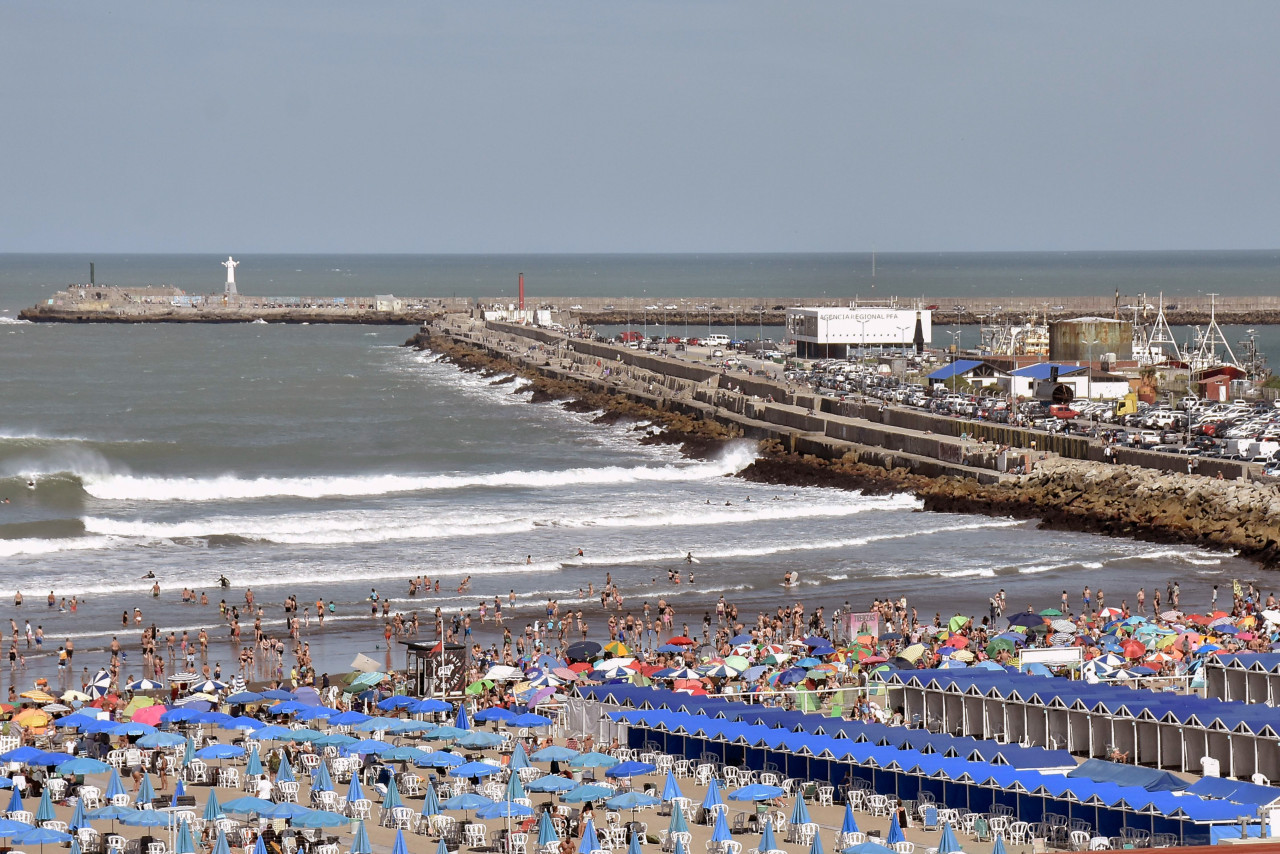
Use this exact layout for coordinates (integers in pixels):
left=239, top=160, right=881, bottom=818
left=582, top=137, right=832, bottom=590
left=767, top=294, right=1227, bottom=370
left=786, top=306, right=933, bottom=345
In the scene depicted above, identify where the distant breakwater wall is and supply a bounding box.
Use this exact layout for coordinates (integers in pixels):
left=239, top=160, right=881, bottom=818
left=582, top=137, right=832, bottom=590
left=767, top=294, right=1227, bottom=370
left=19, top=305, right=439, bottom=325
left=409, top=318, right=1280, bottom=567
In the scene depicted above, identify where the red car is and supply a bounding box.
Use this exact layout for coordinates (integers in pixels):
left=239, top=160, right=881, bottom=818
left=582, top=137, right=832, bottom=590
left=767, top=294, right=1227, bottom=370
left=1049, top=405, right=1080, bottom=420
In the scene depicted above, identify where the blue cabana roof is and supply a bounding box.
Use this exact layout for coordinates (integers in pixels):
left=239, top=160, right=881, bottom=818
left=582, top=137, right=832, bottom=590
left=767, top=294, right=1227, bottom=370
left=1068, top=759, right=1190, bottom=792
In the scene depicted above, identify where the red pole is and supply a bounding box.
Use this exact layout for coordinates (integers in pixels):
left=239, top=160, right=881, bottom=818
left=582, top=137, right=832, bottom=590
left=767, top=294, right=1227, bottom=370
left=518, top=273, right=525, bottom=311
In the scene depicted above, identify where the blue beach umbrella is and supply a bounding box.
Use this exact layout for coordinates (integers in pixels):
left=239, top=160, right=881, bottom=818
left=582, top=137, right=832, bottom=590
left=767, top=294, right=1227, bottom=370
left=346, top=774, right=365, bottom=804
left=390, top=829, right=409, bottom=854
left=760, top=821, right=777, bottom=853
left=69, top=798, right=89, bottom=832
left=606, top=761, right=655, bottom=779
left=449, top=761, right=502, bottom=779
left=259, top=803, right=313, bottom=820
left=810, top=832, right=827, bottom=854
left=662, top=770, right=685, bottom=802
left=104, top=768, right=127, bottom=800
left=728, top=784, right=784, bottom=802
left=628, top=831, right=643, bottom=854
left=531, top=745, right=579, bottom=762
left=886, top=814, right=905, bottom=846
left=382, top=777, right=404, bottom=810
left=455, top=704, right=469, bottom=731
left=276, top=754, right=295, bottom=783
left=170, top=779, right=187, bottom=809
left=87, top=804, right=136, bottom=825
left=711, top=810, right=732, bottom=843
left=292, top=811, right=348, bottom=828
left=442, top=793, right=493, bottom=820
left=605, top=792, right=659, bottom=811
left=347, top=739, right=394, bottom=755
left=513, top=712, right=553, bottom=727
left=119, top=810, right=169, bottom=828
left=350, top=821, right=371, bottom=854
left=667, top=807, right=688, bottom=835
left=477, top=801, right=533, bottom=820
left=473, top=707, right=515, bottom=724
left=251, top=835, right=267, bottom=854
left=571, top=752, right=619, bottom=769
left=526, top=776, right=575, bottom=793
left=790, top=794, right=811, bottom=827
left=421, top=783, right=441, bottom=818
left=221, top=797, right=275, bottom=815
left=174, top=820, right=196, bottom=854
left=841, top=803, right=860, bottom=836
left=562, top=784, right=614, bottom=804
left=505, top=773, right=527, bottom=801
left=246, top=746, right=263, bottom=777
left=938, top=822, right=961, bottom=854
left=674, top=839, right=689, bottom=854
left=196, top=744, right=244, bottom=761
left=6, top=788, right=22, bottom=813
left=137, top=732, right=184, bottom=749
left=417, top=751, right=464, bottom=768
left=311, top=759, right=334, bottom=794
left=211, top=830, right=232, bottom=854
left=991, top=836, right=1008, bottom=854
left=135, top=773, right=155, bottom=805
left=536, top=810, right=560, bottom=847
left=844, top=844, right=896, bottom=854
left=434, top=841, right=448, bottom=854
left=203, top=790, right=224, bottom=823
left=57, top=757, right=110, bottom=776
left=456, top=731, right=503, bottom=750
left=577, top=818, right=599, bottom=854
left=409, top=698, right=451, bottom=714
left=702, top=778, right=724, bottom=811
left=380, top=746, right=427, bottom=762
left=508, top=742, right=531, bottom=771
left=34, top=787, right=55, bottom=823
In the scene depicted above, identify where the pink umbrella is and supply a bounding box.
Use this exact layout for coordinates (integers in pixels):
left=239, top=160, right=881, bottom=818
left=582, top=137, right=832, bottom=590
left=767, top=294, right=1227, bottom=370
left=527, top=687, right=557, bottom=707
left=130, top=704, right=165, bottom=725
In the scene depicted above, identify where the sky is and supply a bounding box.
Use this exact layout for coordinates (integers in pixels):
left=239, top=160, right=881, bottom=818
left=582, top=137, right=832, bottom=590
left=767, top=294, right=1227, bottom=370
left=2, top=2, right=1278, bottom=254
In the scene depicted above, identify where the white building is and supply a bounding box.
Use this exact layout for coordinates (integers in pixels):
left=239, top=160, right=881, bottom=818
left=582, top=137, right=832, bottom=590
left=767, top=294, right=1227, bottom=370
left=1008, top=363, right=1132, bottom=401
left=786, top=306, right=931, bottom=360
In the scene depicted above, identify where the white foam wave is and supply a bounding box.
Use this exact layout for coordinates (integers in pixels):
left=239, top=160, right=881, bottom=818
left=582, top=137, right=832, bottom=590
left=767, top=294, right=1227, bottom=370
left=0, top=317, right=31, bottom=325
left=0, top=536, right=119, bottom=558
left=81, top=446, right=755, bottom=502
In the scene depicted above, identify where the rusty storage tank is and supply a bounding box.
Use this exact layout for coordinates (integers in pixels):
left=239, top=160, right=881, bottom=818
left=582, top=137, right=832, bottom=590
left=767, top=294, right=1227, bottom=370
left=1048, top=316, right=1133, bottom=362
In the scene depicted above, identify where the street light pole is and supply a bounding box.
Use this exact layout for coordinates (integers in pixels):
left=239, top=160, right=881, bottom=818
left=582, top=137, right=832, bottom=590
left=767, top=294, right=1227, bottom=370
left=1086, top=337, right=1100, bottom=401
left=951, top=330, right=962, bottom=395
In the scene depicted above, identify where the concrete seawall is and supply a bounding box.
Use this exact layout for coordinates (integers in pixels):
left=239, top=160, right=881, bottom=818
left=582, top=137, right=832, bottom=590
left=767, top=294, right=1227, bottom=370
left=412, top=315, right=1280, bottom=567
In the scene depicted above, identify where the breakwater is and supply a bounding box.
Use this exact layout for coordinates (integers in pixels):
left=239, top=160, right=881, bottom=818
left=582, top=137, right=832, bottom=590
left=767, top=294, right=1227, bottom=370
left=410, top=316, right=1280, bottom=566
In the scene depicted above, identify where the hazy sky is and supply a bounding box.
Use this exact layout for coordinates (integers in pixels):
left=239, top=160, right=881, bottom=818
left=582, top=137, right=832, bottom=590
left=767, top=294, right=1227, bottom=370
left=3, top=2, right=1278, bottom=253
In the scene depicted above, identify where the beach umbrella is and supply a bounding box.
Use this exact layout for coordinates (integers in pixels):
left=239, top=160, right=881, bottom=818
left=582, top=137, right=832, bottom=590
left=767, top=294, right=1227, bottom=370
left=562, top=784, right=614, bottom=804
left=173, top=819, right=196, bottom=854
left=760, top=820, right=778, bottom=853
left=14, top=825, right=73, bottom=854
left=886, top=813, right=905, bottom=845
left=347, top=739, right=394, bottom=755
left=667, top=806, right=688, bottom=835
left=311, top=758, right=334, bottom=794
left=119, top=810, right=169, bottom=828
left=474, top=705, right=517, bottom=722
left=536, top=810, right=560, bottom=847
left=138, top=732, right=185, bottom=749
left=844, top=844, right=895, bottom=854
left=526, top=776, right=575, bottom=793
left=421, top=782, right=441, bottom=818
left=702, top=778, right=724, bottom=811
left=203, top=790, right=224, bottom=823
left=571, top=751, right=619, bottom=769
left=259, top=803, right=313, bottom=821
left=448, top=761, right=502, bottom=779
left=505, top=773, right=527, bottom=801
left=56, top=756, right=110, bottom=776
left=31, top=787, right=54, bottom=823
left=346, top=774, right=365, bottom=804
left=456, top=731, right=504, bottom=750
left=211, top=830, right=231, bottom=854
left=350, top=820, right=371, bottom=854
left=87, top=670, right=113, bottom=697
left=196, top=744, right=244, bottom=762
left=606, top=761, right=655, bottom=779
left=810, top=832, right=827, bottom=854
left=661, top=770, right=684, bottom=802
left=87, top=804, right=135, bottom=831
left=408, top=698, right=451, bottom=714
left=477, top=800, right=533, bottom=820
left=531, top=745, right=579, bottom=762
left=606, top=792, right=659, bottom=812
left=276, top=754, right=296, bottom=783
left=134, top=773, right=155, bottom=806
left=841, top=802, right=859, bottom=836
left=789, top=794, right=810, bottom=827
left=442, top=793, right=493, bottom=820
left=246, top=747, right=263, bottom=777
left=728, top=784, right=784, bottom=802
left=512, top=712, right=553, bottom=727
left=628, top=831, right=643, bottom=854
left=578, top=818, right=600, bottom=854
left=417, top=751, right=464, bottom=768
left=382, top=777, right=404, bottom=811
left=938, top=822, right=961, bottom=854
left=389, top=829, right=410, bottom=854
left=711, top=809, right=732, bottom=842
left=509, top=742, right=531, bottom=771
left=221, top=797, right=275, bottom=815
left=991, top=836, right=1007, bottom=854
left=674, top=839, right=689, bottom=854
left=169, top=779, right=188, bottom=810
left=293, top=810, right=349, bottom=828
left=455, top=704, right=470, bottom=731
left=68, top=797, right=88, bottom=832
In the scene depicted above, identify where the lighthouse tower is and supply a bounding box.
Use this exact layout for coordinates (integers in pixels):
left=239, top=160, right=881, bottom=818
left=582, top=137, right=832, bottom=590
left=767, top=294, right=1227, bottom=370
left=222, top=256, right=239, bottom=297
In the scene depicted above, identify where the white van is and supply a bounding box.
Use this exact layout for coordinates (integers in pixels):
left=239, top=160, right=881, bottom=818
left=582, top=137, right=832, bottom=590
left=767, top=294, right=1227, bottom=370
left=704, top=334, right=730, bottom=346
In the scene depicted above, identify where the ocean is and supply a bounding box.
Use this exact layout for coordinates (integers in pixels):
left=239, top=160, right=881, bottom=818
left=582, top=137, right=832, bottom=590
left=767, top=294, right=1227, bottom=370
left=0, top=253, right=1264, bottom=686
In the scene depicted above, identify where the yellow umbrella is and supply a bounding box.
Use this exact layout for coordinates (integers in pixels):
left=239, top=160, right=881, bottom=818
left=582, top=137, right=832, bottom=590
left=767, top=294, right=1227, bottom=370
left=19, top=690, right=56, bottom=704
left=899, top=644, right=928, bottom=663
left=1154, top=635, right=1177, bottom=650
left=123, top=695, right=158, bottom=719
left=604, top=641, right=630, bottom=656
left=14, top=708, right=50, bottom=727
